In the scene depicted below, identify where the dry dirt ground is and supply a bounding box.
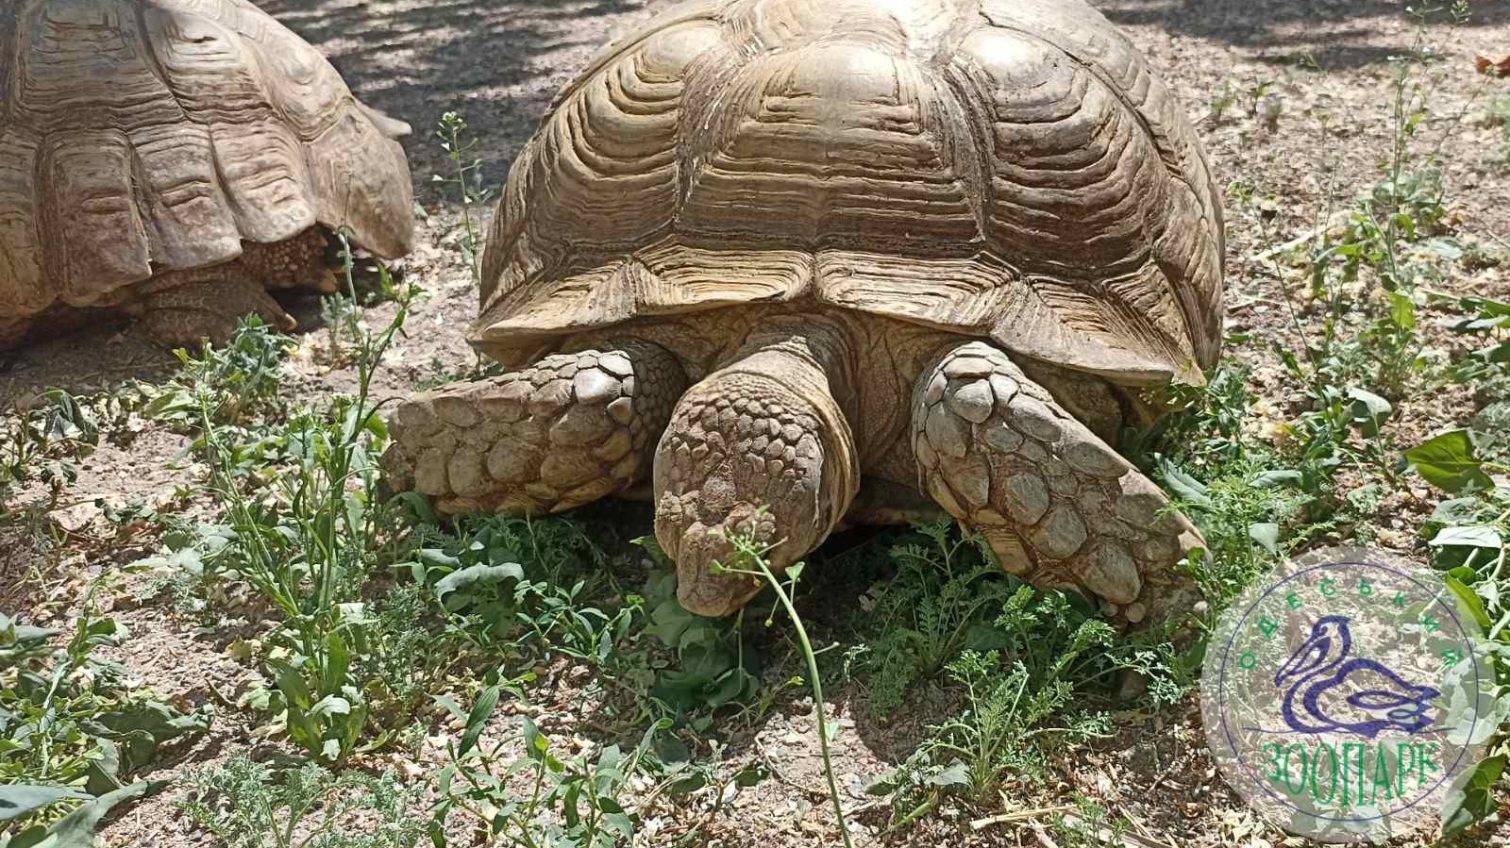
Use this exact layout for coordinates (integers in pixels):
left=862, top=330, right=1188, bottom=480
left=5, top=1, right=1510, bottom=847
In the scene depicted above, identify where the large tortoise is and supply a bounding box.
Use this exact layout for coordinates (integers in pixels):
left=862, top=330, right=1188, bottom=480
left=387, top=0, right=1224, bottom=626
left=0, top=0, right=414, bottom=348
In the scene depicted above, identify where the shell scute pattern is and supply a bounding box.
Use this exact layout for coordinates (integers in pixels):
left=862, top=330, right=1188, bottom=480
left=476, top=0, right=1223, bottom=386
left=0, top=0, right=412, bottom=320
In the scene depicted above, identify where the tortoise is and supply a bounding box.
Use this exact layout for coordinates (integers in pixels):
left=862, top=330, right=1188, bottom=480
left=386, top=0, right=1224, bottom=627
left=0, top=0, right=414, bottom=349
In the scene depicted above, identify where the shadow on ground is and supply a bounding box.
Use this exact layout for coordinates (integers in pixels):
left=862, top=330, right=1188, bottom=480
left=260, top=0, right=656, bottom=200
left=259, top=0, right=1510, bottom=194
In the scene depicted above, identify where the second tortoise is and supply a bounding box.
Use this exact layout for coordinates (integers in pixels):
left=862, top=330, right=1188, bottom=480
left=0, top=0, right=415, bottom=348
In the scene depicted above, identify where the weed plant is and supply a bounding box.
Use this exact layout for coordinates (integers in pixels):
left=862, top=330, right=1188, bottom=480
left=435, top=112, right=492, bottom=286
left=1401, top=291, right=1510, bottom=833
left=429, top=682, right=666, bottom=848
left=181, top=755, right=425, bottom=848
left=0, top=607, right=208, bottom=829
left=143, top=315, right=292, bottom=430
left=710, top=531, right=855, bottom=848
left=165, top=236, right=423, bottom=763
left=859, top=540, right=1187, bottom=828
left=0, top=389, right=100, bottom=510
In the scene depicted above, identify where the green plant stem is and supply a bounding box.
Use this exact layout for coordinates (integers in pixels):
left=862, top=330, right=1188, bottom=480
left=746, top=556, right=854, bottom=848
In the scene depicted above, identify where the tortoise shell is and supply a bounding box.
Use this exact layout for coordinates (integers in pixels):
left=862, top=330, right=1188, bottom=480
left=474, top=0, right=1223, bottom=386
left=0, top=0, right=413, bottom=321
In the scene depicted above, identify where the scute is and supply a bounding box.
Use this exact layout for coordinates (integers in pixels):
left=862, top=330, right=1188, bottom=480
left=475, top=0, right=1222, bottom=385
left=0, top=0, right=414, bottom=320
left=41, top=130, right=153, bottom=300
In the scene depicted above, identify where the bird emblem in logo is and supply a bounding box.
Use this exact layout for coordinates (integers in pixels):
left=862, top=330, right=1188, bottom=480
left=1274, top=615, right=1440, bottom=738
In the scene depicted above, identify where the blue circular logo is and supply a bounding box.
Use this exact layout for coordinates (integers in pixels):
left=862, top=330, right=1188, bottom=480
left=1200, top=549, right=1492, bottom=842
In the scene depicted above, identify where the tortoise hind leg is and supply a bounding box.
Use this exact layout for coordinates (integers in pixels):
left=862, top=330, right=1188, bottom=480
left=131, top=264, right=295, bottom=348
left=240, top=228, right=338, bottom=294
left=385, top=341, right=686, bottom=515
left=912, top=341, right=1203, bottom=629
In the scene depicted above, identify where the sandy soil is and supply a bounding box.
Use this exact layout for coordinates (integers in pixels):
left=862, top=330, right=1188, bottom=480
left=4, top=1, right=1510, bottom=846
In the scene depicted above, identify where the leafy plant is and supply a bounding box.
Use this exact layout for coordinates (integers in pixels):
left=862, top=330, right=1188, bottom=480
left=180, top=755, right=425, bottom=848
left=430, top=683, right=666, bottom=848
left=638, top=546, right=763, bottom=724
left=1438, top=294, right=1510, bottom=461
left=1401, top=424, right=1510, bottom=835
left=711, top=531, right=855, bottom=848
left=0, top=610, right=208, bottom=829
left=906, top=585, right=1122, bottom=800
left=395, top=514, right=659, bottom=702
left=1206, top=78, right=1237, bottom=124
left=168, top=241, right=423, bottom=763
left=143, top=315, right=293, bottom=430
left=857, top=523, right=1016, bottom=718
left=0, top=389, right=100, bottom=508
left=434, top=112, right=492, bottom=286
left=1048, top=796, right=1135, bottom=848
left=1, top=781, right=167, bottom=848
left=864, top=571, right=1186, bottom=829
left=867, top=646, right=1110, bottom=829
left=400, top=516, right=606, bottom=644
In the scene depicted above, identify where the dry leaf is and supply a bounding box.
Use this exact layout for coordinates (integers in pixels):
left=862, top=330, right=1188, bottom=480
left=1475, top=54, right=1510, bottom=76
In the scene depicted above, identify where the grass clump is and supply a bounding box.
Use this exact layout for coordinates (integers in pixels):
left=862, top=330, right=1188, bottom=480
left=1482, top=94, right=1510, bottom=170
left=857, top=523, right=1015, bottom=718
left=853, top=525, right=1190, bottom=829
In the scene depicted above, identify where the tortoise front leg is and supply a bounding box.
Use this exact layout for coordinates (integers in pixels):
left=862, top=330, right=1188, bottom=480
left=385, top=341, right=687, bottom=515
left=912, top=341, right=1203, bottom=628
left=654, top=322, right=860, bottom=617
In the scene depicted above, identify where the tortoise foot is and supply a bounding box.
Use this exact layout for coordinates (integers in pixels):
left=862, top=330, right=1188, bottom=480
left=654, top=329, right=859, bottom=617
left=385, top=341, right=685, bottom=515
left=134, top=268, right=295, bottom=348
left=913, top=341, right=1203, bottom=629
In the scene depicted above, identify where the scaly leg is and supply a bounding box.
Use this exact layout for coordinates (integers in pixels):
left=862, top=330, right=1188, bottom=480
left=913, top=341, right=1203, bottom=628
left=386, top=341, right=686, bottom=515
left=655, top=323, right=860, bottom=616
left=132, top=264, right=295, bottom=347
left=240, top=228, right=339, bottom=293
